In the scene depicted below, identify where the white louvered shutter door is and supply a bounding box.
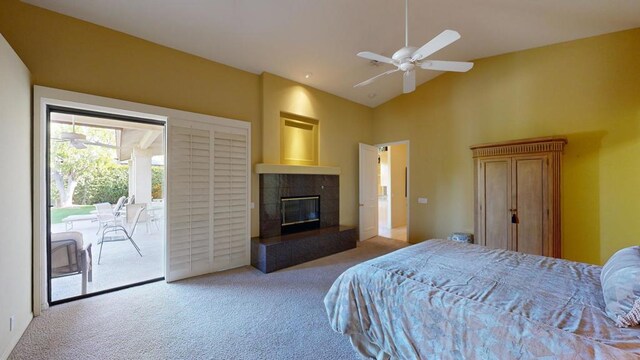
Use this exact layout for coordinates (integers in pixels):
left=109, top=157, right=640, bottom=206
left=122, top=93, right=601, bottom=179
left=166, top=120, right=214, bottom=281
left=212, top=127, right=249, bottom=271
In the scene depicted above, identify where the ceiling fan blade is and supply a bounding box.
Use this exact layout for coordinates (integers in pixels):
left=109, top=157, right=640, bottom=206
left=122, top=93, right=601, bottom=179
left=403, top=70, right=416, bottom=93
left=411, top=29, right=461, bottom=62
left=419, top=60, right=474, bottom=72
left=354, top=69, right=399, bottom=88
left=357, top=51, right=395, bottom=65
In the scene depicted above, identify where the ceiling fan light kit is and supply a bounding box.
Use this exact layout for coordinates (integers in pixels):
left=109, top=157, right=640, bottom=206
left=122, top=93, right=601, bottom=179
left=354, top=0, right=474, bottom=94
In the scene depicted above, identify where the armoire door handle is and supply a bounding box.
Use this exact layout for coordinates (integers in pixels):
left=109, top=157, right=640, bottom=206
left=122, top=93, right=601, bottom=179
left=511, top=213, right=519, bottom=224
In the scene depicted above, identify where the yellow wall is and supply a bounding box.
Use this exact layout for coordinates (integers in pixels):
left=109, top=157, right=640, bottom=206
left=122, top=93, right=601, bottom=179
left=0, top=0, right=263, bottom=237
left=372, top=28, right=640, bottom=265
left=262, top=73, right=373, bottom=226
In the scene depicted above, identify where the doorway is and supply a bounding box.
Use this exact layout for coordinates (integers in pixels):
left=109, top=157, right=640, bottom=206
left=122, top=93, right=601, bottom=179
left=358, top=141, right=409, bottom=242
left=377, top=143, right=408, bottom=241
left=47, top=106, right=165, bottom=304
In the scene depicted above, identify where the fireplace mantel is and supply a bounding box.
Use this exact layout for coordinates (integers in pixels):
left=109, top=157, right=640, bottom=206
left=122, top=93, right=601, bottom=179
left=255, top=163, right=340, bottom=175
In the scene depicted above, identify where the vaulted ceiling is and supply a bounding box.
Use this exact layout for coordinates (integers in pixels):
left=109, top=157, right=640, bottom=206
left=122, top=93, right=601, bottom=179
left=24, top=0, right=640, bottom=107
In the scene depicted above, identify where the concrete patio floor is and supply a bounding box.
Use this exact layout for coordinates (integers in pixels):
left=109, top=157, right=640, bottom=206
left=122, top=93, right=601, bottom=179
left=50, top=216, right=164, bottom=302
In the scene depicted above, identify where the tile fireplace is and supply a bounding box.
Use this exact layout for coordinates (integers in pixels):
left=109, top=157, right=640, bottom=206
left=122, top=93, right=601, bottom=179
left=251, top=173, right=357, bottom=273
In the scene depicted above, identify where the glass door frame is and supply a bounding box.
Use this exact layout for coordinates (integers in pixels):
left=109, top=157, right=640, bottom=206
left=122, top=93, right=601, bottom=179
left=46, top=105, right=166, bottom=306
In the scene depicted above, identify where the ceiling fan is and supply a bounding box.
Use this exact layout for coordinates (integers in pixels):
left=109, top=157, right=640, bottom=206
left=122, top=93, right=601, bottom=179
left=53, top=116, right=119, bottom=150
left=354, top=0, right=473, bottom=93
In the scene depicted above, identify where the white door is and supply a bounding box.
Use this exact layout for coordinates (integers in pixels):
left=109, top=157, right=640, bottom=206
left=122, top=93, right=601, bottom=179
left=359, top=143, right=378, bottom=240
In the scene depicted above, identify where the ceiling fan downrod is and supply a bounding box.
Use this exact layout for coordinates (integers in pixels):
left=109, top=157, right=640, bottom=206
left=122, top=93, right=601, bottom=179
left=405, top=0, right=409, bottom=47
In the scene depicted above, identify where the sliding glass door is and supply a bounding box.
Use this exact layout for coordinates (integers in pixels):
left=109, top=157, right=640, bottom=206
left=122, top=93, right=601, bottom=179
left=47, top=106, right=165, bottom=304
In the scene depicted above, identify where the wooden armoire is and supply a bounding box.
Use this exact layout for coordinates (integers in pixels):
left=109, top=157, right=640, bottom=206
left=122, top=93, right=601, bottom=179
left=470, top=137, right=567, bottom=258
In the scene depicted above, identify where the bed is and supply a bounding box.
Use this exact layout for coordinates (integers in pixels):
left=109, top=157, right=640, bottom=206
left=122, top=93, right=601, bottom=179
left=324, top=239, right=640, bottom=359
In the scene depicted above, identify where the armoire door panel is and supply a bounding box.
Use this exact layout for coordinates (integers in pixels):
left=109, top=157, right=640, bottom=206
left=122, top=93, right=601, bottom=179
left=513, top=157, right=547, bottom=256
left=482, top=159, right=511, bottom=250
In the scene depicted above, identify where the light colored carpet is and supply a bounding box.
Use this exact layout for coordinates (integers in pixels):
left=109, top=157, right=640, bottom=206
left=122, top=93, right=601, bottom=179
left=10, top=237, right=407, bottom=360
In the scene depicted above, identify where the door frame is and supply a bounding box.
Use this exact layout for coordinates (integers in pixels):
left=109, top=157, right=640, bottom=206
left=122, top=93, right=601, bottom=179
left=375, top=140, right=410, bottom=241
left=34, top=87, right=168, bottom=313
left=45, top=105, right=166, bottom=306
left=358, top=140, right=411, bottom=242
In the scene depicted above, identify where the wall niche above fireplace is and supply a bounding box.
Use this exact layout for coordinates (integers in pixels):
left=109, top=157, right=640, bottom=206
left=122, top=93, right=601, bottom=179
left=281, top=112, right=318, bottom=166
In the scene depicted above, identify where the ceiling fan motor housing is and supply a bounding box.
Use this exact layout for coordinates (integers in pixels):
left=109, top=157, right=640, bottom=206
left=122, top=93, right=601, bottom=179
left=392, top=46, right=418, bottom=63
left=60, top=132, right=86, bottom=141
left=399, top=62, right=415, bottom=72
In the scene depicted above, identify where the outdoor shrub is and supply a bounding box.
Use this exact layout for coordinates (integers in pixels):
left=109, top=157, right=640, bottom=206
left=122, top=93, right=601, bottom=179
left=152, top=166, right=164, bottom=199
left=68, top=164, right=164, bottom=205
left=74, top=164, right=128, bottom=205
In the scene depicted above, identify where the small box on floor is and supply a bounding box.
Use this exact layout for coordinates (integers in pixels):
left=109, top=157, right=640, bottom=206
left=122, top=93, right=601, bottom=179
left=448, top=232, right=474, bottom=244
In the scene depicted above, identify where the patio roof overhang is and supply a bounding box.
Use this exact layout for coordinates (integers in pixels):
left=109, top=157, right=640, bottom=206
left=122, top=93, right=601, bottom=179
left=50, top=112, right=164, bottom=161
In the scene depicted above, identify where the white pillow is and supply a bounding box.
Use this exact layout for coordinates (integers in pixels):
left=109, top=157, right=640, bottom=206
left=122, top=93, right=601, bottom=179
left=601, top=246, right=640, bottom=327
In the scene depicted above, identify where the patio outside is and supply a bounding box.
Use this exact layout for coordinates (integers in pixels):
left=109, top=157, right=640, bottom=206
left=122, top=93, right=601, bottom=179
left=49, top=112, right=165, bottom=302
left=50, top=210, right=164, bottom=301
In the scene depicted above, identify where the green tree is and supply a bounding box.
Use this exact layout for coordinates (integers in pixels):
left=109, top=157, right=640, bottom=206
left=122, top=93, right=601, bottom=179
left=50, top=123, right=118, bottom=207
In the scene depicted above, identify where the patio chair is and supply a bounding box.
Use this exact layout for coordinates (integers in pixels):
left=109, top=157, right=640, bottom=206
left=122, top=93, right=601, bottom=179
left=148, top=206, right=161, bottom=232
left=95, top=202, right=118, bottom=235
left=149, top=199, right=164, bottom=232
left=134, top=202, right=160, bottom=233
left=113, top=196, right=127, bottom=218
left=97, top=204, right=145, bottom=264
left=50, top=231, right=93, bottom=295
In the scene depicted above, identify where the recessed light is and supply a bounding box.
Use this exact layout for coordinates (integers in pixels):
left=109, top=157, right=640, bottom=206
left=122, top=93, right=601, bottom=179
left=305, top=73, right=312, bottom=79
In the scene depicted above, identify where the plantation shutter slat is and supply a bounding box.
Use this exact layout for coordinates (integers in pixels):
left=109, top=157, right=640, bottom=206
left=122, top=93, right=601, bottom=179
left=212, top=130, right=249, bottom=271
left=167, top=118, right=249, bottom=282
left=167, top=122, right=214, bottom=281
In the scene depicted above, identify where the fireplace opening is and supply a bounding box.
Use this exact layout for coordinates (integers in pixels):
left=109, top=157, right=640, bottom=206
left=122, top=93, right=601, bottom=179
left=281, top=195, right=320, bottom=235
